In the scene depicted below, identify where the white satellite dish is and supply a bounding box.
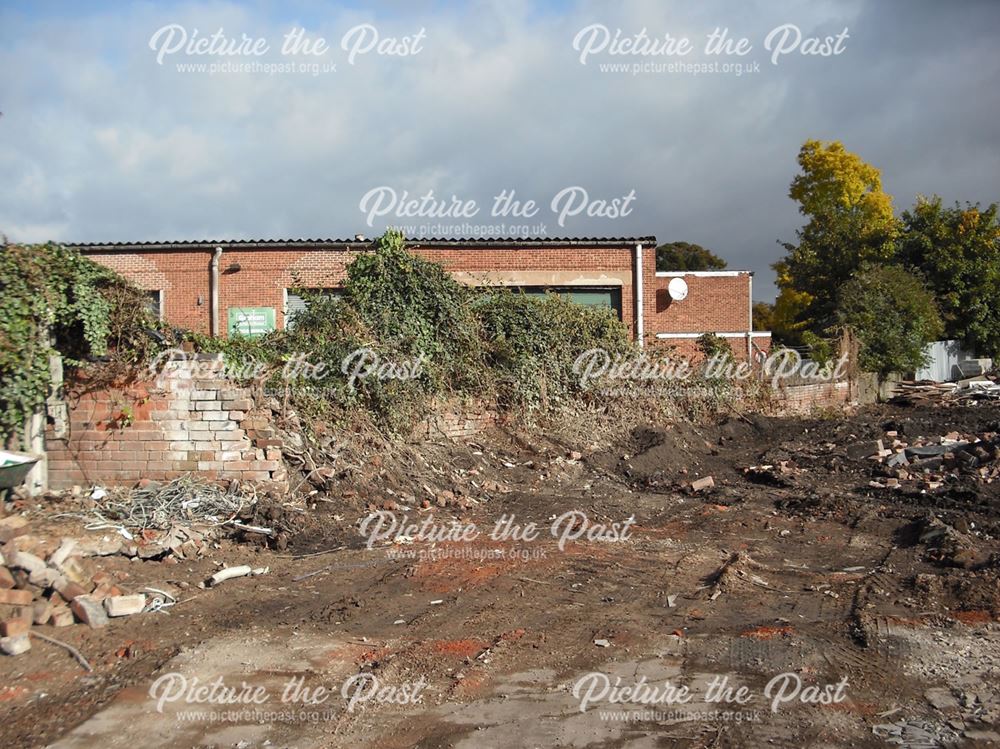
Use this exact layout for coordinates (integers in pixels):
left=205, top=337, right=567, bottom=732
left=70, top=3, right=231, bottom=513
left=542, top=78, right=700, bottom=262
left=667, top=277, right=689, bottom=301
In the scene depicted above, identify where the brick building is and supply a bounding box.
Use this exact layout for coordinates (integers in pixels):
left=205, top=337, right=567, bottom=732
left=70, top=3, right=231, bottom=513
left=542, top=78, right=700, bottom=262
left=72, top=237, right=770, bottom=357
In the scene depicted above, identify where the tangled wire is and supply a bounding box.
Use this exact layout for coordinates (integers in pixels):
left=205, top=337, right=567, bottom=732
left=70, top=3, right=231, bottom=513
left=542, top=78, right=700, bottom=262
left=78, top=475, right=258, bottom=532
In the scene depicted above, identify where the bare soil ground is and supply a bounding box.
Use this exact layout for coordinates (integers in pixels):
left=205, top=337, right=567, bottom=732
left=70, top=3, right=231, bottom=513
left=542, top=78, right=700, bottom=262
left=2, top=403, right=1000, bottom=748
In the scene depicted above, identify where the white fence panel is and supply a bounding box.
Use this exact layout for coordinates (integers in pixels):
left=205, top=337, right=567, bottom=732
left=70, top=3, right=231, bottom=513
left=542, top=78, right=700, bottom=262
left=915, top=340, right=973, bottom=382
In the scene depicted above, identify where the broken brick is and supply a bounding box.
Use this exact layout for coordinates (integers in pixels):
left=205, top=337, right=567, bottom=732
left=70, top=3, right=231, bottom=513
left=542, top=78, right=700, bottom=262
left=70, top=595, right=108, bottom=628
left=91, top=583, right=122, bottom=600
left=104, top=594, right=147, bottom=617
left=54, top=579, right=88, bottom=601
left=32, top=600, right=52, bottom=626
left=0, top=617, right=30, bottom=637
left=8, top=551, right=46, bottom=575
left=0, top=516, right=28, bottom=544
left=690, top=476, right=715, bottom=492
left=49, top=607, right=74, bottom=627
left=55, top=557, right=87, bottom=584
left=48, top=539, right=77, bottom=567
left=0, top=589, right=33, bottom=606
left=28, top=567, right=64, bottom=589
left=847, top=440, right=884, bottom=460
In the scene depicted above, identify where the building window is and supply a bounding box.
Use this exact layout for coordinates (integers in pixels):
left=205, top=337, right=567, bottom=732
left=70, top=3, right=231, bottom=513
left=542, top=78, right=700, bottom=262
left=504, top=286, right=623, bottom=319
left=284, top=288, right=343, bottom=329
left=145, top=290, right=163, bottom=320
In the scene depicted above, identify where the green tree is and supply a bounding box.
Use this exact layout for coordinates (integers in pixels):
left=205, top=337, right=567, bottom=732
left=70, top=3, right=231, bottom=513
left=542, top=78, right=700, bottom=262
left=896, top=196, right=1000, bottom=358
left=656, top=241, right=727, bottom=271
left=836, top=265, right=942, bottom=380
left=752, top=302, right=774, bottom=332
left=777, top=140, right=899, bottom=335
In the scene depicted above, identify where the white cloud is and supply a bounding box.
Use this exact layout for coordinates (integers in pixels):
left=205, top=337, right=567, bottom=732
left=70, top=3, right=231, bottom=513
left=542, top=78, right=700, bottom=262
left=0, top=0, right=997, bottom=297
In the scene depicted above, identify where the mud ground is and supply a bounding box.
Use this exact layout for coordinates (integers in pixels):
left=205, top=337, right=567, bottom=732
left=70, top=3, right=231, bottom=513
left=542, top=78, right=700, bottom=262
left=2, top=403, right=999, bottom=748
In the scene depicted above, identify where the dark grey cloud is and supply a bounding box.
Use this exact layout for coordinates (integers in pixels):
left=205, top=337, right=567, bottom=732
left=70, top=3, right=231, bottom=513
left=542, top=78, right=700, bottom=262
left=0, top=0, right=997, bottom=298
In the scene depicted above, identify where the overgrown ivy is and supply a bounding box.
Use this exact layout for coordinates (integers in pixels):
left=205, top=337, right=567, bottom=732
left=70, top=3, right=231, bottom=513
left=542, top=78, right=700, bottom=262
left=0, top=241, right=161, bottom=442
left=474, top=290, right=631, bottom=408
left=204, top=230, right=634, bottom=431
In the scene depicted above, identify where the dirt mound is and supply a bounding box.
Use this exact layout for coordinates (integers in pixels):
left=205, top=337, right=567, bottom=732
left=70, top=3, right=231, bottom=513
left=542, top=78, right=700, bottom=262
left=588, top=416, right=765, bottom=491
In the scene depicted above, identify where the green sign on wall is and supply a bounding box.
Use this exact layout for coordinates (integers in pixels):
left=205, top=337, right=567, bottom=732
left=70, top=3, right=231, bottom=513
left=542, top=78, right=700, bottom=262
left=227, top=307, right=276, bottom=337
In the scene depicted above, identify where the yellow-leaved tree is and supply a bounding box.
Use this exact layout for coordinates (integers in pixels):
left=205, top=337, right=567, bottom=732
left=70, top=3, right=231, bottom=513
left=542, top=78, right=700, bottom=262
left=776, top=140, right=899, bottom=345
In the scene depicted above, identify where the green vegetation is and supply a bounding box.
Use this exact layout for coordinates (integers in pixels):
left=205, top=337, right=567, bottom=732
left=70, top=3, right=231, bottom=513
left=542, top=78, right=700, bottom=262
left=836, top=265, right=943, bottom=381
left=0, top=241, right=160, bottom=441
left=475, top=289, right=631, bottom=409
left=773, top=139, right=1000, bottom=374
left=897, top=197, right=1000, bottom=358
left=752, top=302, right=775, bottom=332
left=695, top=332, right=734, bottom=361
left=656, top=241, right=728, bottom=272
left=203, top=230, right=633, bottom=431
left=775, top=139, right=898, bottom=339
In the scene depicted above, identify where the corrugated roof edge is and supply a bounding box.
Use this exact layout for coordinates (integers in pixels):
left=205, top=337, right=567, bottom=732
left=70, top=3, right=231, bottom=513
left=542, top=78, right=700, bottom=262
left=68, top=236, right=658, bottom=251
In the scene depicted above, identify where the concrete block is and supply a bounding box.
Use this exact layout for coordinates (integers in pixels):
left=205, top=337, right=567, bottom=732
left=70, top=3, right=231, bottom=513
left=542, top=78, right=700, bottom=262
left=104, top=594, right=146, bottom=617
left=0, top=634, right=30, bottom=655
left=71, top=595, right=108, bottom=628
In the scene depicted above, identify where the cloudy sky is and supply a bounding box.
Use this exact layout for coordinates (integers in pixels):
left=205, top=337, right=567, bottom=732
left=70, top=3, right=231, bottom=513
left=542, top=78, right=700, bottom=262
left=1, top=0, right=998, bottom=298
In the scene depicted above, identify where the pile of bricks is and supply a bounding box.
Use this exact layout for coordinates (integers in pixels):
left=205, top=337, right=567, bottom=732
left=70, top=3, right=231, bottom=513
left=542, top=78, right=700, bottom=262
left=861, top=429, right=1000, bottom=490
left=0, top=516, right=146, bottom=657
left=46, top=356, right=286, bottom=489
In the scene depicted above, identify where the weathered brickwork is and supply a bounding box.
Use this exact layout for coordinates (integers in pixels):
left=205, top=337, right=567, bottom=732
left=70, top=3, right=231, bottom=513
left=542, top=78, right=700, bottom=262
left=77, top=240, right=766, bottom=352
left=413, top=402, right=498, bottom=440
left=45, top=360, right=285, bottom=489
left=772, top=381, right=852, bottom=415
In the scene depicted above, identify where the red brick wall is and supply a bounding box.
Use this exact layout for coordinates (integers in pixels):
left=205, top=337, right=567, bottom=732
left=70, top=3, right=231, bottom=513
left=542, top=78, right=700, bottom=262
left=85, top=244, right=641, bottom=337
left=647, top=274, right=751, bottom=336
left=45, top=367, right=285, bottom=489
left=772, top=380, right=852, bottom=415
left=84, top=244, right=757, bottom=349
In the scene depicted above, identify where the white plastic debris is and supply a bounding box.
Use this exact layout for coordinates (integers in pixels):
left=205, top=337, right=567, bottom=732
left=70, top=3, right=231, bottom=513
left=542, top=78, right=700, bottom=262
left=208, top=565, right=253, bottom=586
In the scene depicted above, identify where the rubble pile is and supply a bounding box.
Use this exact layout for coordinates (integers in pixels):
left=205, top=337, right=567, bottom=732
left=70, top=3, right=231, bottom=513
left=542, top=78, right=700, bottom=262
left=855, top=428, right=1000, bottom=490
left=891, top=375, right=1000, bottom=406
left=0, top=477, right=284, bottom=659
left=0, top=514, right=175, bottom=659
